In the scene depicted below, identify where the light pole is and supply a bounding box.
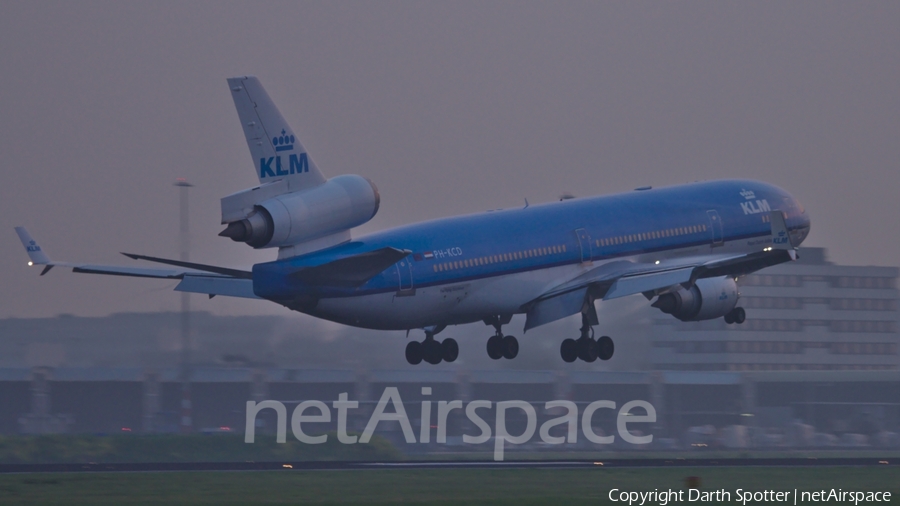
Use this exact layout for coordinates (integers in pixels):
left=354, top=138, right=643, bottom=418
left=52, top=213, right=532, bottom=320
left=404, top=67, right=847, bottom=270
left=174, top=178, right=193, bottom=434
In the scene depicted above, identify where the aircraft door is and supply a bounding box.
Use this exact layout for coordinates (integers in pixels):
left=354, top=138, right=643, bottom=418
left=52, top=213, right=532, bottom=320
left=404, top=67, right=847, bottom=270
left=395, top=258, right=414, bottom=294
left=706, top=210, right=724, bottom=247
left=575, top=228, right=592, bottom=263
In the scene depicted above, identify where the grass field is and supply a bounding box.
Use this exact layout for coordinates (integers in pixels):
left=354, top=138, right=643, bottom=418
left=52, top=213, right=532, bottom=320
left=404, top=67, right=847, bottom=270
left=0, top=467, right=897, bottom=505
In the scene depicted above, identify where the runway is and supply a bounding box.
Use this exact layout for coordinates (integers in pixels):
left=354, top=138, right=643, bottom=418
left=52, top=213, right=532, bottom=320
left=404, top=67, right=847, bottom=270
left=0, top=457, right=895, bottom=474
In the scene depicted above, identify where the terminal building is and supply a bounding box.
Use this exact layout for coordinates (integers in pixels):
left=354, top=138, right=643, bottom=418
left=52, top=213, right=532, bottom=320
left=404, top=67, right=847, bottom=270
left=650, top=248, right=899, bottom=371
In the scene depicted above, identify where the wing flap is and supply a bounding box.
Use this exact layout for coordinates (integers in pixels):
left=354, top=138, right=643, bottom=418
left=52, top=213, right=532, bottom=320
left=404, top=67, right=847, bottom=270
left=524, top=287, right=588, bottom=332
left=603, top=267, right=694, bottom=300
left=121, top=253, right=252, bottom=278
left=71, top=264, right=187, bottom=279
left=176, top=276, right=259, bottom=299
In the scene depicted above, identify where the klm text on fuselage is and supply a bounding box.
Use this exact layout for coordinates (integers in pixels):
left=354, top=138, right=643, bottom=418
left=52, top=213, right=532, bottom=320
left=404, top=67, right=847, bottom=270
left=260, top=153, right=308, bottom=178
left=741, top=199, right=770, bottom=215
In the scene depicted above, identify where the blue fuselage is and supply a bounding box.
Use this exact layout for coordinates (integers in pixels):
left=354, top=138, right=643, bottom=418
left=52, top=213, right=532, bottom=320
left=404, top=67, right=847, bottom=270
left=253, top=179, right=810, bottom=330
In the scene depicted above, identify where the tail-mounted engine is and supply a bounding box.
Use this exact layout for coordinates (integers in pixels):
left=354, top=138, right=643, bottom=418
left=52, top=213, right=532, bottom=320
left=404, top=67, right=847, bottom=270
left=651, top=277, right=739, bottom=322
left=219, top=175, right=380, bottom=249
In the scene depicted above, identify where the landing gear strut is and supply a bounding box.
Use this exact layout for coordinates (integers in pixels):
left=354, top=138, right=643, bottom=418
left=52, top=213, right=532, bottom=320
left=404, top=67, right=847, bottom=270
left=405, top=327, right=458, bottom=365
left=560, top=313, right=614, bottom=363
left=485, top=316, right=518, bottom=360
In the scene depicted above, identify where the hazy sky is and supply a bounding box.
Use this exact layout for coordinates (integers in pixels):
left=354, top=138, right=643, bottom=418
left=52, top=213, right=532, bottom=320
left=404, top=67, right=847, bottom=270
left=1, top=1, right=898, bottom=319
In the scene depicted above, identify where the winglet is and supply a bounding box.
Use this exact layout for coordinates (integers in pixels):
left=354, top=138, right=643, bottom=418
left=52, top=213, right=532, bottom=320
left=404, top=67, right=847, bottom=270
left=768, top=211, right=798, bottom=260
left=15, top=227, right=54, bottom=274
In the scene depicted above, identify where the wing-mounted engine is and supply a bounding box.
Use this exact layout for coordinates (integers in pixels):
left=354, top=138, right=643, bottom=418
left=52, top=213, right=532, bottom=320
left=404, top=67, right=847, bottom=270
left=651, top=276, right=738, bottom=322
left=219, top=174, right=380, bottom=251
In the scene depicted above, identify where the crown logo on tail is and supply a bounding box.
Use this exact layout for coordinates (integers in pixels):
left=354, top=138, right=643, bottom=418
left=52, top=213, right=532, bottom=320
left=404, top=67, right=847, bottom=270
left=740, top=189, right=756, bottom=200
left=272, top=129, right=295, bottom=152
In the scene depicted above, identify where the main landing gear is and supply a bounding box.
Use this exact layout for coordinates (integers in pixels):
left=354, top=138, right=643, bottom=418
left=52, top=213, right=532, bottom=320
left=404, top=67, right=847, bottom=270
left=560, top=314, right=614, bottom=363
left=724, top=307, right=746, bottom=325
left=405, top=326, right=458, bottom=365
left=485, top=316, right=519, bottom=360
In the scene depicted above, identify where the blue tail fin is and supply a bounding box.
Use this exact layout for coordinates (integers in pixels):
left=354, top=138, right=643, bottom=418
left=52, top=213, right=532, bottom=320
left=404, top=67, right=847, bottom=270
left=227, top=76, right=326, bottom=188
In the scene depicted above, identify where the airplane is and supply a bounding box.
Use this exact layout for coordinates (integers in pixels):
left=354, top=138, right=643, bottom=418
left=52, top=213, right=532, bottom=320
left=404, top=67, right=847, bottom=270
left=17, top=76, right=811, bottom=366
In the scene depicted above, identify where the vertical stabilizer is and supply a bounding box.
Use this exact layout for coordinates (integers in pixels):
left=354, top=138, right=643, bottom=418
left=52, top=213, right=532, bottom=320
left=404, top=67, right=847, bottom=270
left=227, top=76, right=326, bottom=188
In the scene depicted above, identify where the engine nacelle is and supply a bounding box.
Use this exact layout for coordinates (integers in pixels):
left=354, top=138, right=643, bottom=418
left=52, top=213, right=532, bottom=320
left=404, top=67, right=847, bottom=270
left=652, top=277, right=739, bottom=322
left=219, top=175, right=380, bottom=249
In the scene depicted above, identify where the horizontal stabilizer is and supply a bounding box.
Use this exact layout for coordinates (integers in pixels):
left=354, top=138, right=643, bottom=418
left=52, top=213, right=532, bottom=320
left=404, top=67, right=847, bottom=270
left=121, top=253, right=252, bottom=279
left=292, top=247, right=411, bottom=287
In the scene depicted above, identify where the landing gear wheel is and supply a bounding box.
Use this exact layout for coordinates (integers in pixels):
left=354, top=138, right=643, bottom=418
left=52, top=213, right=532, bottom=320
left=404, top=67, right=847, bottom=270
left=724, top=312, right=735, bottom=324
left=405, top=341, right=423, bottom=365
left=486, top=334, right=504, bottom=360
left=560, top=338, right=578, bottom=363
left=441, top=338, right=459, bottom=363
left=733, top=307, right=746, bottom=324
left=577, top=338, right=598, bottom=363
left=423, top=339, right=443, bottom=365
left=597, top=335, right=614, bottom=361
left=502, top=335, right=519, bottom=359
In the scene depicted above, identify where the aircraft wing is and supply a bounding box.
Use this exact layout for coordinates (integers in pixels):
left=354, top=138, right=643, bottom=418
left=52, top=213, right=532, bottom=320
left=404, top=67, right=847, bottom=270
left=15, top=226, right=259, bottom=299
left=523, top=211, right=798, bottom=331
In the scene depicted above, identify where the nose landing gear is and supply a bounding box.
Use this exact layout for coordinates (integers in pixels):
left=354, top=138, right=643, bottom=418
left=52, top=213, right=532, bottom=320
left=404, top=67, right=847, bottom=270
left=405, top=326, right=458, bottom=365
left=560, top=313, right=614, bottom=363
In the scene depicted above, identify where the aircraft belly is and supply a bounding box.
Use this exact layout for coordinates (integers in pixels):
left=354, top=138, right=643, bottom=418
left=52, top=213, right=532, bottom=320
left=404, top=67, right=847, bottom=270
left=311, top=265, right=584, bottom=331
left=308, top=236, right=765, bottom=331
left=312, top=288, right=485, bottom=330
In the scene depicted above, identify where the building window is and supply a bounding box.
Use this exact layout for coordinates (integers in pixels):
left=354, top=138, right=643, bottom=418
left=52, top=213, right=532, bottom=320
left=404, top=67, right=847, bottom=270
left=741, top=275, right=802, bottom=287
left=829, top=320, right=898, bottom=333
left=832, top=276, right=897, bottom=289
left=741, top=297, right=803, bottom=309
left=830, top=342, right=897, bottom=355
